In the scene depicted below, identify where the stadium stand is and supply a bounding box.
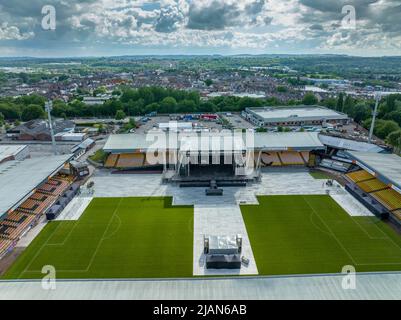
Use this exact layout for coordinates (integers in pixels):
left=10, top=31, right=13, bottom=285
left=260, top=152, right=282, bottom=166
left=279, top=151, right=305, bottom=165
left=357, top=179, right=389, bottom=193
left=346, top=170, right=375, bottom=183
left=393, top=209, right=401, bottom=220
left=0, top=174, right=75, bottom=257
left=38, top=178, right=70, bottom=196
left=116, top=153, right=145, bottom=168
left=300, top=151, right=310, bottom=164
left=105, top=154, right=119, bottom=168
left=371, top=189, right=401, bottom=211
left=320, top=158, right=351, bottom=172
left=0, top=239, right=13, bottom=255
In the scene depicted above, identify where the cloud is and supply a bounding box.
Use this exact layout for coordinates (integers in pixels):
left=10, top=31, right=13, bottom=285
left=187, top=0, right=267, bottom=30
left=0, top=0, right=400, bottom=56
left=0, top=23, right=34, bottom=40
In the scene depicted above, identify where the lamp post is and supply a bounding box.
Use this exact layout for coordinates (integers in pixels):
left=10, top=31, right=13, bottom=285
left=45, top=100, right=57, bottom=155
left=368, top=92, right=381, bottom=144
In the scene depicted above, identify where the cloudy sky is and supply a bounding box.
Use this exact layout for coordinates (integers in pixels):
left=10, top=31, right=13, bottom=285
left=0, top=0, right=400, bottom=57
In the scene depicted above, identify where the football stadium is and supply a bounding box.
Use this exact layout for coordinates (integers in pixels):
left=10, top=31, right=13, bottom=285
left=1, top=131, right=401, bottom=299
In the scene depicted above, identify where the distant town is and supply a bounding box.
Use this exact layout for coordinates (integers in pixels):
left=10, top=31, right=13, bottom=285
left=0, top=55, right=400, bottom=152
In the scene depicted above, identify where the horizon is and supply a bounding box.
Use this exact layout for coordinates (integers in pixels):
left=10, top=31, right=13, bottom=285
left=1, top=53, right=401, bottom=60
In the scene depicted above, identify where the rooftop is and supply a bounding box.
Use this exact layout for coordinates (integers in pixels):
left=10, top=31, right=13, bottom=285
left=0, top=154, right=73, bottom=218
left=103, top=132, right=325, bottom=153
left=319, top=134, right=386, bottom=153
left=0, top=145, right=28, bottom=163
left=248, top=106, right=348, bottom=121
left=346, top=151, right=401, bottom=191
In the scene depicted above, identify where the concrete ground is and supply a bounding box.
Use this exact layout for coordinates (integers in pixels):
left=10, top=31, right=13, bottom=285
left=193, top=205, right=258, bottom=276
left=56, top=196, right=93, bottom=221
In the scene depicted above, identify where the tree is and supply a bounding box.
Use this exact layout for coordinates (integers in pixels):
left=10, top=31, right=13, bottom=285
left=93, top=86, right=107, bottom=97
left=0, top=112, right=4, bottom=126
left=383, top=110, right=401, bottom=126
left=343, top=95, right=355, bottom=115
left=302, top=93, right=318, bottom=105
left=336, top=92, right=344, bottom=111
left=159, top=97, right=177, bottom=114
left=21, top=105, right=45, bottom=121
left=366, top=119, right=401, bottom=140
left=115, top=110, right=126, bottom=120
left=351, top=102, right=371, bottom=123
left=177, top=100, right=197, bottom=113
left=0, top=103, right=21, bottom=120
left=204, top=79, right=213, bottom=87
left=238, top=97, right=263, bottom=110
left=387, top=130, right=401, bottom=151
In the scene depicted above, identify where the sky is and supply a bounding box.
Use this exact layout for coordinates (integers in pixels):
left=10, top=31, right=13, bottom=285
left=0, top=0, right=400, bottom=57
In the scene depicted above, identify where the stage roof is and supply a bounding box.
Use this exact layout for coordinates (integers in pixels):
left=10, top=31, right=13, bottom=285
left=346, top=151, right=401, bottom=191
left=0, top=154, right=73, bottom=218
left=103, top=132, right=325, bottom=153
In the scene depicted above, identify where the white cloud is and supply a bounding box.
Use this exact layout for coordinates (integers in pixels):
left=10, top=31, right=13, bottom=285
left=0, top=0, right=400, bottom=55
left=0, top=23, right=34, bottom=40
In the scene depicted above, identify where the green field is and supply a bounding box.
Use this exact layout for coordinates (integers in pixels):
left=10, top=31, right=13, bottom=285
left=3, top=197, right=193, bottom=279
left=241, top=195, right=401, bottom=276
left=309, top=171, right=332, bottom=180
left=4, top=194, right=401, bottom=280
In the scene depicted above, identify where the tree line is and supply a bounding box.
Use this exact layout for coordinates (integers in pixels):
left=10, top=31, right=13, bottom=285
left=0, top=86, right=401, bottom=151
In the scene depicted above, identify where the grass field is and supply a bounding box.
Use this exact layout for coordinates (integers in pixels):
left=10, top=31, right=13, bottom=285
left=241, top=195, right=401, bottom=276
left=309, top=171, right=332, bottom=180
left=2, top=197, right=193, bottom=279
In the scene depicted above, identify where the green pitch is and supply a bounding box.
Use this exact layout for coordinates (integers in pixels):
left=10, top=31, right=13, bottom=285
left=241, top=195, right=401, bottom=276
left=3, top=197, right=193, bottom=279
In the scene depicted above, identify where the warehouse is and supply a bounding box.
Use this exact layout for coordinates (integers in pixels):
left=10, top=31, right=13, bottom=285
left=244, top=106, right=349, bottom=128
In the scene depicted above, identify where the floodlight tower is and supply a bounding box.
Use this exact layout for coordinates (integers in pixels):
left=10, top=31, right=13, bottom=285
left=45, top=100, right=57, bottom=155
left=368, top=92, right=381, bottom=144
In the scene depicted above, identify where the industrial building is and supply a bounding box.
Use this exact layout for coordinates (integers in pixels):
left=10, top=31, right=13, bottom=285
left=244, top=106, right=349, bottom=128
left=10, top=119, right=76, bottom=141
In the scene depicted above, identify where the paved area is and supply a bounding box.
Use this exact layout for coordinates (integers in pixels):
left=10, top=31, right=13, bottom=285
left=16, top=216, right=48, bottom=248
left=331, top=193, right=374, bottom=217
left=193, top=205, right=258, bottom=276
left=56, top=197, right=93, bottom=221
left=1, top=272, right=401, bottom=300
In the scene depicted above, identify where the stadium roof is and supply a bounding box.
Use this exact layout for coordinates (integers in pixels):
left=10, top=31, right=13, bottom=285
left=1, top=273, right=401, bottom=299
left=103, top=132, right=325, bottom=153
left=0, top=154, right=73, bottom=218
left=346, top=151, right=401, bottom=191
left=319, top=134, right=386, bottom=153
left=247, top=106, right=348, bottom=122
